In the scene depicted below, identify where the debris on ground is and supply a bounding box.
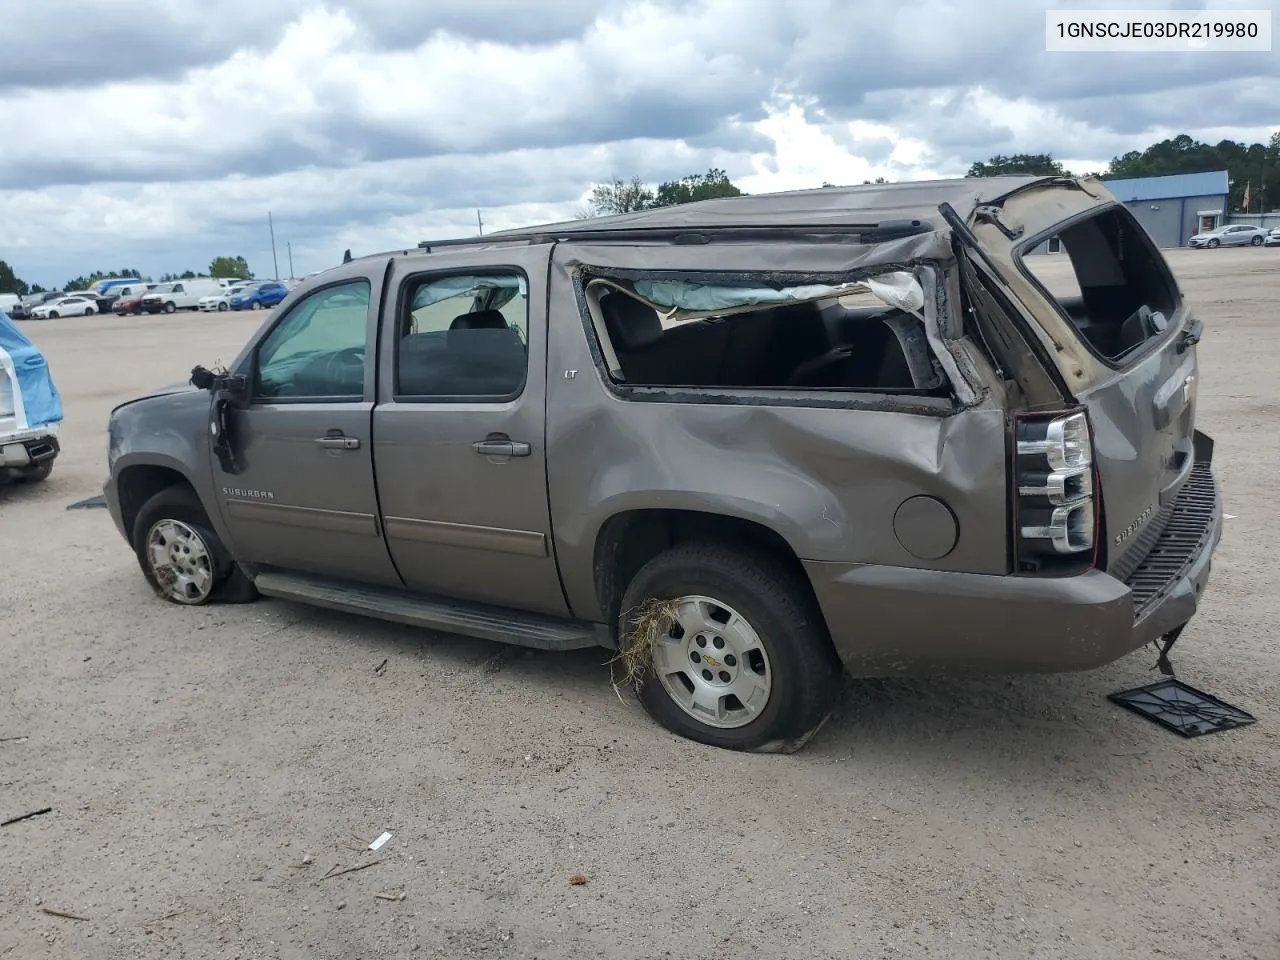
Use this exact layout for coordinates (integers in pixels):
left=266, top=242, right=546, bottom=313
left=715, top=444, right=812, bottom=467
left=568, top=873, right=588, bottom=886
left=368, top=831, right=392, bottom=851
left=0, top=735, right=30, bottom=743
left=321, top=860, right=383, bottom=881
left=41, top=907, right=89, bottom=922
left=2, top=807, right=52, bottom=827
left=374, top=658, right=388, bottom=675
left=609, top=597, right=679, bottom=695
left=375, top=891, right=406, bottom=901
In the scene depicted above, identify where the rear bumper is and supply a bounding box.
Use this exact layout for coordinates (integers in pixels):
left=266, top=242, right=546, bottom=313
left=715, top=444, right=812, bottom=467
left=0, top=430, right=60, bottom=469
left=807, top=460, right=1222, bottom=677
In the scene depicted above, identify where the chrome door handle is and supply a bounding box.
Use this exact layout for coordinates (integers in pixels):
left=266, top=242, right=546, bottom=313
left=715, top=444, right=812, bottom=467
left=472, top=439, right=531, bottom=457
left=315, top=435, right=360, bottom=450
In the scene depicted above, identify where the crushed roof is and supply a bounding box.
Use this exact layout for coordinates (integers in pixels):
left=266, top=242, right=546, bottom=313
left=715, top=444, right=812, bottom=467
left=480, top=175, right=1059, bottom=239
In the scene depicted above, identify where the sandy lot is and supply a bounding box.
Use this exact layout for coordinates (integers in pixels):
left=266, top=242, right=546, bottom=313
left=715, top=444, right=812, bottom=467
left=2, top=247, right=1277, bottom=960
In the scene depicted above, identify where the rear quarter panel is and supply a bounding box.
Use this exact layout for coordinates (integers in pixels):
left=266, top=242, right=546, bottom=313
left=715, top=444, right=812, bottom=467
left=543, top=250, right=1012, bottom=622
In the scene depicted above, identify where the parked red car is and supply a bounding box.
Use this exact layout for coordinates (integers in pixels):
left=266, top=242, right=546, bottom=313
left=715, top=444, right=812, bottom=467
left=113, top=295, right=146, bottom=316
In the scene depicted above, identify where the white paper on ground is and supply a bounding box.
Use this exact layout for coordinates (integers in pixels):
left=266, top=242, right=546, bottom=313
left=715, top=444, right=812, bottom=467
left=369, top=831, right=392, bottom=851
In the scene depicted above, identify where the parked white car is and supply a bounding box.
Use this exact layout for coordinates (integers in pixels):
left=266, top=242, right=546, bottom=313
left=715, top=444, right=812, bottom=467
left=1264, top=227, right=1280, bottom=247
left=140, top=278, right=225, bottom=314
left=1187, top=224, right=1270, bottom=248
left=31, top=296, right=97, bottom=318
left=198, top=284, right=254, bottom=312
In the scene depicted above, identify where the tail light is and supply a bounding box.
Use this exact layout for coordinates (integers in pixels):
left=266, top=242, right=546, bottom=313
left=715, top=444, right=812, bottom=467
left=1013, top=409, right=1099, bottom=570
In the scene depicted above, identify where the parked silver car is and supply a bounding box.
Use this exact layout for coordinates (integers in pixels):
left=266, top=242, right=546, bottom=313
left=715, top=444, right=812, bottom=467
left=1263, top=227, right=1280, bottom=247
left=1187, top=224, right=1269, bottom=248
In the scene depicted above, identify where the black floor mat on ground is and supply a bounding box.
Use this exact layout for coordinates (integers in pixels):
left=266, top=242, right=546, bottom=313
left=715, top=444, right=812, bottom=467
left=66, top=495, right=107, bottom=510
left=1108, top=679, right=1257, bottom=738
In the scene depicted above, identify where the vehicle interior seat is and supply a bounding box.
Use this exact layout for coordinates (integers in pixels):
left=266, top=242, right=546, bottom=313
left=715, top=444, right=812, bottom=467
left=397, top=309, right=526, bottom=396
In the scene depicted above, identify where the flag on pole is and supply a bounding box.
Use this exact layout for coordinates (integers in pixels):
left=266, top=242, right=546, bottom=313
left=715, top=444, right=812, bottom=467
left=1242, top=180, right=1251, bottom=212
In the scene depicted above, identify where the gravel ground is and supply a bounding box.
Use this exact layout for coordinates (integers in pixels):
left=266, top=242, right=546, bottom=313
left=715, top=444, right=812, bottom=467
left=2, top=248, right=1277, bottom=960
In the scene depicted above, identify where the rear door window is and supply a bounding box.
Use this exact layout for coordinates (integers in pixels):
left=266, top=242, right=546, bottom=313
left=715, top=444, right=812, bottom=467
left=1017, top=206, right=1180, bottom=366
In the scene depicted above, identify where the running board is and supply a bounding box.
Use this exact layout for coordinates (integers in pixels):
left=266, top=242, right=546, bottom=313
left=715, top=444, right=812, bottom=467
left=252, top=570, right=609, bottom=652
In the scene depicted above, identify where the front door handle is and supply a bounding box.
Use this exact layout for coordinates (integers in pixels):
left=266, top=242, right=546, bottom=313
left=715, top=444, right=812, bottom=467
left=472, top=439, right=531, bottom=457
left=315, top=434, right=360, bottom=450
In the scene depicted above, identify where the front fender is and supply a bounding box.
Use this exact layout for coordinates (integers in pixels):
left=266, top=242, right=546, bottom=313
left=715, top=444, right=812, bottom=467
left=106, top=389, right=228, bottom=547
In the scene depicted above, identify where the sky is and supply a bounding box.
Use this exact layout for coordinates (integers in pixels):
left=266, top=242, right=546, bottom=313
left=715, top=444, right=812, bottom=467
left=3, top=0, right=1277, bottom=287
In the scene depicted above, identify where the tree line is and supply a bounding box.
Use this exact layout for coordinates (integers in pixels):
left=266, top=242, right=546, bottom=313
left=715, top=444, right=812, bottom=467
left=591, top=132, right=1279, bottom=218
left=967, top=130, right=1280, bottom=213
left=0, top=256, right=254, bottom=298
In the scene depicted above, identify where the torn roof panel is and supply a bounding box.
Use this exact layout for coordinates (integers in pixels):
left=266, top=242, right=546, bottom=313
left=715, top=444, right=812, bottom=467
left=491, top=176, right=1057, bottom=240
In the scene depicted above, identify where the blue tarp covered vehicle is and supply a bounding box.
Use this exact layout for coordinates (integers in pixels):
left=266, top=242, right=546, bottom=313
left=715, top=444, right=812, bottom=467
left=0, top=306, right=63, bottom=481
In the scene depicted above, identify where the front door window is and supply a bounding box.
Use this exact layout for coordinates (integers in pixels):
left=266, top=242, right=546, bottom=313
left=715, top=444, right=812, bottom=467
left=254, top=280, right=371, bottom=400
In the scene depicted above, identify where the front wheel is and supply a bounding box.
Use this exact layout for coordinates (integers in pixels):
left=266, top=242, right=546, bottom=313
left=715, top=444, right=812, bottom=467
left=132, top=485, right=259, bottom=605
left=48, top=311, right=59, bottom=318
left=251, top=301, right=262, bottom=310
left=217, top=302, right=228, bottom=311
left=1207, top=238, right=1220, bottom=248
left=163, top=301, right=176, bottom=314
left=616, top=542, right=843, bottom=753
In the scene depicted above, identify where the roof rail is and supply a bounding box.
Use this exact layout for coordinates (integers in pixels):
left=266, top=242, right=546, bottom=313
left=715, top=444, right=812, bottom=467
left=415, top=218, right=933, bottom=251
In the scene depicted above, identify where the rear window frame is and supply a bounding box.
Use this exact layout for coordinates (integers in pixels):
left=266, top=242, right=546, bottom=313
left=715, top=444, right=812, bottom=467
left=1010, top=200, right=1186, bottom=372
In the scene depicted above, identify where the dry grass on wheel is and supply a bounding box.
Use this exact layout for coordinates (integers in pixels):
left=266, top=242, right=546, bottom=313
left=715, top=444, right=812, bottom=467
left=608, top=597, right=680, bottom=694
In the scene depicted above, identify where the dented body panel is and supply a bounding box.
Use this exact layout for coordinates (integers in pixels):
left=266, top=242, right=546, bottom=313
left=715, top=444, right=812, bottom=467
left=102, top=174, right=1222, bottom=680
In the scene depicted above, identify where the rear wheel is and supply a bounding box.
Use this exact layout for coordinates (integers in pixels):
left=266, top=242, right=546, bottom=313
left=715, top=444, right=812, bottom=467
left=132, top=485, right=259, bottom=605
left=1251, top=235, right=1263, bottom=246
left=616, top=542, right=843, bottom=753
left=83, top=306, right=95, bottom=316
left=13, top=459, right=53, bottom=482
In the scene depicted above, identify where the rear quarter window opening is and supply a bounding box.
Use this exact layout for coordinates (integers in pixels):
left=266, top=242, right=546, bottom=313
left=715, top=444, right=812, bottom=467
left=582, top=277, right=950, bottom=396
left=1017, top=205, right=1180, bottom=366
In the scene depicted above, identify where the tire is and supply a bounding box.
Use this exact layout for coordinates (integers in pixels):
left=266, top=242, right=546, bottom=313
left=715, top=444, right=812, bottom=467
left=132, top=484, right=260, bottom=606
left=1251, top=235, right=1263, bottom=246
left=616, top=542, right=843, bottom=753
left=251, top=301, right=262, bottom=310
left=1207, top=238, right=1220, bottom=248
left=217, top=302, right=228, bottom=311
left=83, top=306, right=95, bottom=316
left=13, top=459, right=53, bottom=482
left=49, top=311, right=59, bottom=319
left=163, top=301, right=176, bottom=314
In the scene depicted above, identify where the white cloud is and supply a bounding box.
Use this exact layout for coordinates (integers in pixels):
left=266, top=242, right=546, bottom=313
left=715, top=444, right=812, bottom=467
left=1, top=0, right=1276, bottom=287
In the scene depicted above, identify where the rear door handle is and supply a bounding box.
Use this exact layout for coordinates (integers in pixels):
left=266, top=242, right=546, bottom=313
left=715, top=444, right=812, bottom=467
left=315, top=434, right=360, bottom=450
left=472, top=439, right=531, bottom=457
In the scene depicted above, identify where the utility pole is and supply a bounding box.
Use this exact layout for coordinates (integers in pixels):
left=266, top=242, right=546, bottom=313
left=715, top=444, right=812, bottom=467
left=287, top=242, right=294, bottom=279
left=477, top=209, right=484, bottom=236
left=268, top=211, right=280, bottom=280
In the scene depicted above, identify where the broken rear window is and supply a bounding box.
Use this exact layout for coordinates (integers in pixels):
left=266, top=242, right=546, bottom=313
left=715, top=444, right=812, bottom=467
left=585, top=273, right=948, bottom=395
left=1018, top=206, right=1180, bottom=365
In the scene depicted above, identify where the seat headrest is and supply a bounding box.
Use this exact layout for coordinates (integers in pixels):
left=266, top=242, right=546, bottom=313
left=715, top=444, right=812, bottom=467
left=450, top=309, right=510, bottom=330
left=600, top=292, right=663, bottom=351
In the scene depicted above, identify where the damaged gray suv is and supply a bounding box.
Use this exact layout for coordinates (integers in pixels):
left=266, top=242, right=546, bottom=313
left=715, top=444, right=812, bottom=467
left=104, top=176, right=1222, bottom=752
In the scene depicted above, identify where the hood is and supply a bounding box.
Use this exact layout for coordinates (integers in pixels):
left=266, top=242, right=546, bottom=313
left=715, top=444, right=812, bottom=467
left=109, top=379, right=199, bottom=415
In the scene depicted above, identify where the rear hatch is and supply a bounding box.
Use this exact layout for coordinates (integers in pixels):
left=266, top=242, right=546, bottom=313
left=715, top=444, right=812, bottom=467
left=978, top=179, right=1206, bottom=577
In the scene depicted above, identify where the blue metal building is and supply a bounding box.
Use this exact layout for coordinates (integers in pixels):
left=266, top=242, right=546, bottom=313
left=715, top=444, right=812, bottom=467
left=1027, top=170, right=1230, bottom=253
